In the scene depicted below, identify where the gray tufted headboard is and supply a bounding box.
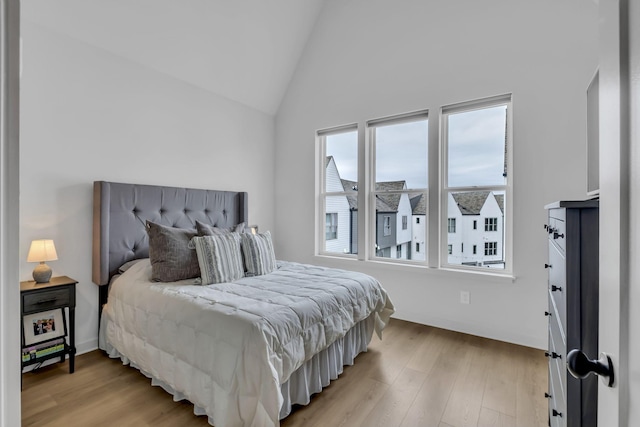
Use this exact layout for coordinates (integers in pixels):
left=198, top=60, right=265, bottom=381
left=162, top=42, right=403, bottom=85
left=92, top=181, right=248, bottom=287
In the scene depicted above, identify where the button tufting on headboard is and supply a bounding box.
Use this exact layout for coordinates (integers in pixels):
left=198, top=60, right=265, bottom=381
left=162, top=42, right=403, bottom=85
left=92, top=181, right=248, bottom=286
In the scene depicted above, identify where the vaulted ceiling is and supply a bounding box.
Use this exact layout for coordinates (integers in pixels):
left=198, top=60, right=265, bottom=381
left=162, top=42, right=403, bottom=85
left=23, top=0, right=326, bottom=115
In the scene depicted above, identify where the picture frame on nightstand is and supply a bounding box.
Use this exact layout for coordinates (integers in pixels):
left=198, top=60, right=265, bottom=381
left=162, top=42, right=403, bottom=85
left=22, top=308, right=67, bottom=346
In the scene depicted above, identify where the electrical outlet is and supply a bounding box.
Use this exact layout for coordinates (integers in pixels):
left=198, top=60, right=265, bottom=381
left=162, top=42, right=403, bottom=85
left=460, top=291, right=470, bottom=304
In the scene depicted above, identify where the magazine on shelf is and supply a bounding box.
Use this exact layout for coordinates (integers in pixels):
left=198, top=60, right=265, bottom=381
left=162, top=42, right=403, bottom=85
left=22, top=337, right=65, bottom=362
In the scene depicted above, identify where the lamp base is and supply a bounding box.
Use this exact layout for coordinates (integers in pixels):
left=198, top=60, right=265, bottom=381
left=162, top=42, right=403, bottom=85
left=33, top=263, right=52, bottom=283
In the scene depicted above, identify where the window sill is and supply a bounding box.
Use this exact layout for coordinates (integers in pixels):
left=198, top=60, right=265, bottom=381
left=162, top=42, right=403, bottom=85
left=313, top=254, right=516, bottom=284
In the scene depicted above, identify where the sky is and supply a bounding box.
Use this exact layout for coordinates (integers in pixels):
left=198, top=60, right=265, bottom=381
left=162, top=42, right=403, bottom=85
left=326, top=105, right=507, bottom=189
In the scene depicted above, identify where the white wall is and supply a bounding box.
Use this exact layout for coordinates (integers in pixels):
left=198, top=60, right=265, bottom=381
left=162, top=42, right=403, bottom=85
left=275, top=0, right=598, bottom=348
left=20, top=20, right=276, bottom=354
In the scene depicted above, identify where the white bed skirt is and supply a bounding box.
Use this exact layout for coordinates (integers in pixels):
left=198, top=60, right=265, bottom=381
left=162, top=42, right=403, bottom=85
left=99, top=313, right=375, bottom=424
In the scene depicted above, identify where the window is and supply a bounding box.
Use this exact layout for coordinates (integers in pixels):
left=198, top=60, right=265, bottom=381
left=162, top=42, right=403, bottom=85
left=443, top=94, right=511, bottom=272
left=370, top=112, right=428, bottom=261
left=325, top=213, right=338, bottom=240
left=316, top=95, right=511, bottom=274
left=485, top=242, right=497, bottom=256
left=485, top=217, right=498, bottom=231
left=383, top=216, right=392, bottom=236
left=318, top=127, right=358, bottom=255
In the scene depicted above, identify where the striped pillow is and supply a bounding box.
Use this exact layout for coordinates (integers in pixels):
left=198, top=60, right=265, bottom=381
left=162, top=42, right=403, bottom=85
left=190, top=234, right=244, bottom=285
left=241, top=231, right=277, bottom=276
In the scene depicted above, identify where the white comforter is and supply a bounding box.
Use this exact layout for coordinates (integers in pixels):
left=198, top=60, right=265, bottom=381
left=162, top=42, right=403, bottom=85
left=100, top=259, right=394, bottom=427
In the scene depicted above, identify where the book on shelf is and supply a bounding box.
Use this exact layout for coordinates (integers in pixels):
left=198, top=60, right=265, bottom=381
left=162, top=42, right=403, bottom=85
left=22, top=338, right=65, bottom=362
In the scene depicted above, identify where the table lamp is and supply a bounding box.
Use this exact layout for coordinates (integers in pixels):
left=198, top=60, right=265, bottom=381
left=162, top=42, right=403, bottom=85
left=27, top=239, right=58, bottom=283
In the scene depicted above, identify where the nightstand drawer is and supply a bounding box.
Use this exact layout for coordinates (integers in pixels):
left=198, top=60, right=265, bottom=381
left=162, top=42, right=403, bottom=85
left=22, top=289, right=70, bottom=313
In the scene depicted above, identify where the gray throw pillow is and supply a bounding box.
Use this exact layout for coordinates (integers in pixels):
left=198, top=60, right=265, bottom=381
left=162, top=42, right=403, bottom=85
left=240, top=230, right=277, bottom=277
left=190, top=234, right=244, bottom=285
left=146, top=220, right=200, bottom=282
left=196, top=220, right=246, bottom=236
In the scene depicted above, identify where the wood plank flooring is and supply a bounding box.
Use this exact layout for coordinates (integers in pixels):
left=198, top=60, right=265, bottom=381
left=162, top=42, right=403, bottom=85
left=21, top=319, right=548, bottom=427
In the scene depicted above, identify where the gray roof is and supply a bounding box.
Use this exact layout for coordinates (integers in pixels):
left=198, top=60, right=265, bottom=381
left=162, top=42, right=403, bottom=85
left=410, top=193, right=427, bottom=215
left=375, top=181, right=406, bottom=212
left=325, top=156, right=333, bottom=168
left=338, top=179, right=408, bottom=213
left=341, top=179, right=358, bottom=210
left=494, top=194, right=504, bottom=213
left=451, top=191, right=491, bottom=215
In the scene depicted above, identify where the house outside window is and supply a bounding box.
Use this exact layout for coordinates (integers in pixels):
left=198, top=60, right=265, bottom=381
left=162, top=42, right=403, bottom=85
left=396, top=244, right=402, bottom=258
left=473, top=220, right=477, bottom=230
left=325, top=213, right=338, bottom=240
left=416, top=242, right=420, bottom=252
left=402, top=215, right=408, bottom=230
left=448, top=244, right=453, bottom=255
left=473, top=245, right=477, bottom=254
left=448, top=218, right=456, bottom=233
left=485, top=217, right=498, bottom=231
left=416, top=217, right=420, bottom=224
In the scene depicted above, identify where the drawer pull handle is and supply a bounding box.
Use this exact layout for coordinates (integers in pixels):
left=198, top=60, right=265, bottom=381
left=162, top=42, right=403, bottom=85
left=553, top=231, right=565, bottom=239
left=544, top=311, right=552, bottom=317
left=545, top=351, right=561, bottom=359
left=545, top=392, right=552, bottom=399
left=548, top=227, right=555, bottom=235
left=35, top=298, right=57, bottom=304
left=544, top=263, right=552, bottom=269
left=551, top=285, right=562, bottom=292
left=552, top=409, right=563, bottom=417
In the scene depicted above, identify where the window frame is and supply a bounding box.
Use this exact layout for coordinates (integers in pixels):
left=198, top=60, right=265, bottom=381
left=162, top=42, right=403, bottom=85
left=367, top=110, right=429, bottom=265
left=440, top=94, right=513, bottom=274
left=315, top=95, right=513, bottom=277
left=316, top=124, right=359, bottom=258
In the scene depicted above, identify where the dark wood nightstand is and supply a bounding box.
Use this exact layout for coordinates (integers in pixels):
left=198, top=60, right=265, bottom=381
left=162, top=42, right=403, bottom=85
left=20, top=276, right=77, bottom=374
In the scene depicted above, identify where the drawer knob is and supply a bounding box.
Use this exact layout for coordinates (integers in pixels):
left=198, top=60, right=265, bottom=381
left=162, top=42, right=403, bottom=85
left=544, top=263, right=552, bottom=269
left=552, top=409, right=563, bottom=417
left=553, top=231, right=565, bottom=239
left=551, top=285, right=562, bottom=292
left=544, top=392, right=552, bottom=399
left=545, top=351, right=561, bottom=359
left=548, top=227, right=555, bottom=235
left=544, top=311, right=552, bottom=317
left=567, top=349, right=615, bottom=387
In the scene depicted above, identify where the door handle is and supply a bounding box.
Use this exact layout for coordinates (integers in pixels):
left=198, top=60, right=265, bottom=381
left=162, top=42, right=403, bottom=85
left=566, top=349, right=614, bottom=387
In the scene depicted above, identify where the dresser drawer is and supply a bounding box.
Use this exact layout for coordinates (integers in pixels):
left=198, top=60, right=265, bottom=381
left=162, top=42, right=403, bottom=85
left=548, top=242, right=567, bottom=329
left=22, top=288, right=70, bottom=313
left=549, top=363, right=567, bottom=427
left=549, top=297, right=566, bottom=358
left=548, top=210, right=567, bottom=254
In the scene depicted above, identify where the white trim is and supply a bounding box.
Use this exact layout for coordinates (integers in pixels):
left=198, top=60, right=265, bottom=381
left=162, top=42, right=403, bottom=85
left=0, top=1, right=21, bottom=425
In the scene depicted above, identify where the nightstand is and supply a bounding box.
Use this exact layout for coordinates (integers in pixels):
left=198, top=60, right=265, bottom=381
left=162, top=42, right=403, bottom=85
left=20, top=276, right=77, bottom=374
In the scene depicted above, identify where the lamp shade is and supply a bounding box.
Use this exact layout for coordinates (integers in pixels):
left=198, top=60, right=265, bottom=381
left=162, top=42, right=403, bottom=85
left=27, top=239, right=58, bottom=263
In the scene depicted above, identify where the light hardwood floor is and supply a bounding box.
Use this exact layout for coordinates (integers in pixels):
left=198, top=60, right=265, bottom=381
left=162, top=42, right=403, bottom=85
left=21, top=319, right=548, bottom=427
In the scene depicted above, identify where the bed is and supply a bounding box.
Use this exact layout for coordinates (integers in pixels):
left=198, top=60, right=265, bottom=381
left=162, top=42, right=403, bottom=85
left=92, top=181, right=394, bottom=427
